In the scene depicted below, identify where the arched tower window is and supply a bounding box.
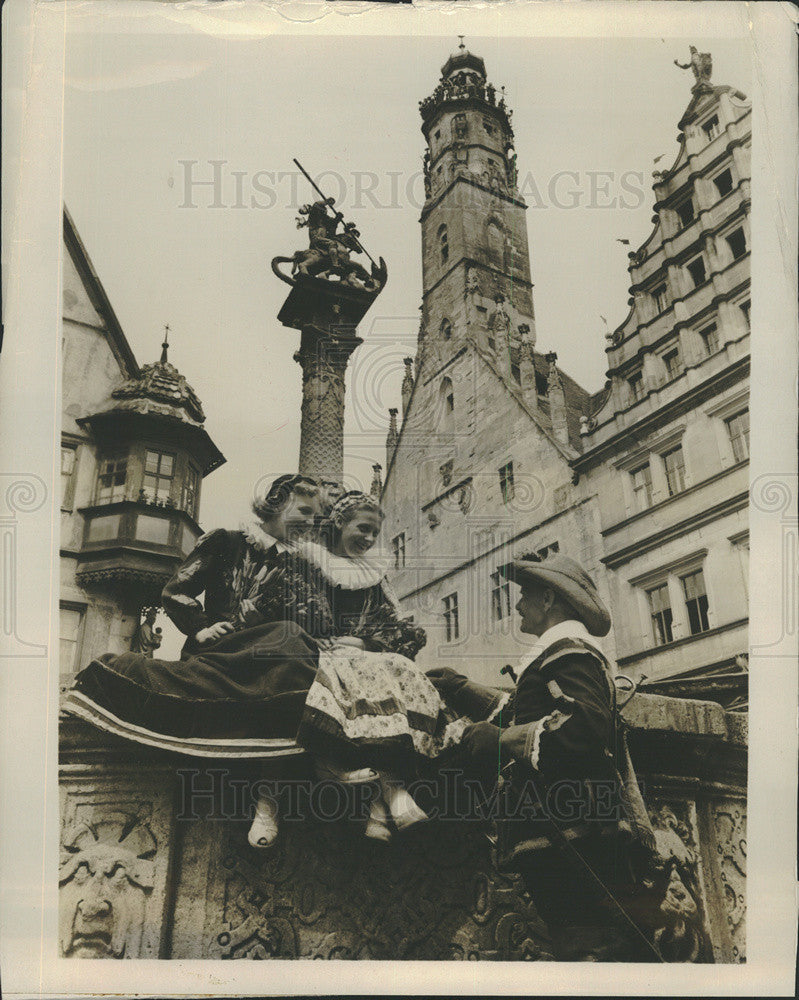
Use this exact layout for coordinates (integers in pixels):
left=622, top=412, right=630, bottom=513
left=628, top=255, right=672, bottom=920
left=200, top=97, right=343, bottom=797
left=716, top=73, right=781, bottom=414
left=438, top=224, right=449, bottom=265
left=452, top=113, right=468, bottom=140
left=439, top=377, right=455, bottom=424
left=440, top=318, right=452, bottom=341
left=486, top=218, right=505, bottom=266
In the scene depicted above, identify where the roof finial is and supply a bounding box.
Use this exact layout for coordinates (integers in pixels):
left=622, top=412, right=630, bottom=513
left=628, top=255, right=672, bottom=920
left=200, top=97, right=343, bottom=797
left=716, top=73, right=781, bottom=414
left=457, top=35, right=465, bottom=52
left=160, top=324, right=170, bottom=364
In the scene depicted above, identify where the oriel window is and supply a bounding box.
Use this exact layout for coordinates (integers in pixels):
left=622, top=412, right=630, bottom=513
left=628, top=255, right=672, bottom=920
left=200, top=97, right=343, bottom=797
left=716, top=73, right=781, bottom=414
left=647, top=584, right=673, bottom=645
left=681, top=569, right=710, bottom=635
left=143, top=449, right=175, bottom=503
left=95, top=453, right=128, bottom=505
left=181, top=463, right=201, bottom=519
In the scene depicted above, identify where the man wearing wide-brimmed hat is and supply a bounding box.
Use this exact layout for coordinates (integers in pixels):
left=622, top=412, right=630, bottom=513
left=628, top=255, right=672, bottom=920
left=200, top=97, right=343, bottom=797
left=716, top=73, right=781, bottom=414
left=428, top=553, right=656, bottom=962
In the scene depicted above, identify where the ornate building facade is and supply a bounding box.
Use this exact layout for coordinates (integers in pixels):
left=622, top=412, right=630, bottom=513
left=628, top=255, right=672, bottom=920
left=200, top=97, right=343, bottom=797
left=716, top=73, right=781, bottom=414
left=382, top=47, right=750, bottom=708
left=60, top=208, right=224, bottom=681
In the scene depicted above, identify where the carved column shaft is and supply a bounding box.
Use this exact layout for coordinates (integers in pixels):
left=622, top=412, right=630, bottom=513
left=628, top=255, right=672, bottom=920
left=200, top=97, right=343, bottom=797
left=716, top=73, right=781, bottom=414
left=295, top=326, right=362, bottom=484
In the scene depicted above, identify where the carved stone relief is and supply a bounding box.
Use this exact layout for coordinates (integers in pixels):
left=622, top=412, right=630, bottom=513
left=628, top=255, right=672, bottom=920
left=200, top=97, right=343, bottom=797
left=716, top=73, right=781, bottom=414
left=59, top=776, right=175, bottom=959
left=204, top=819, right=551, bottom=960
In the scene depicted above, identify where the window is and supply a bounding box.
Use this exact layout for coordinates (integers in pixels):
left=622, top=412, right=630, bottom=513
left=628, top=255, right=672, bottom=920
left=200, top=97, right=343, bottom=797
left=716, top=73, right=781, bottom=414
left=701, top=114, right=720, bottom=141
left=95, top=453, right=127, bottom=505
left=438, top=224, right=449, bottom=265
left=726, top=410, right=750, bottom=462
left=725, top=227, right=747, bottom=260
left=699, top=322, right=719, bottom=355
left=499, top=461, right=514, bottom=503
left=490, top=569, right=512, bottom=621
left=510, top=362, right=521, bottom=384
left=61, top=443, right=79, bottom=511
left=434, top=129, right=441, bottom=141
left=686, top=256, right=706, bottom=287
left=628, top=371, right=644, bottom=402
left=681, top=569, right=710, bottom=635
left=663, top=348, right=683, bottom=381
left=712, top=168, right=733, bottom=198
left=181, top=463, right=201, bottom=519
left=143, top=449, right=175, bottom=503
left=452, top=113, right=467, bottom=139
left=59, top=602, right=86, bottom=676
left=662, top=445, right=686, bottom=496
left=739, top=299, right=750, bottom=330
left=647, top=584, right=673, bottom=645
left=486, top=220, right=504, bottom=264
left=653, top=284, right=669, bottom=314
left=392, top=532, right=406, bottom=569
left=483, top=118, right=494, bottom=135
left=675, top=198, right=695, bottom=228
left=631, top=463, right=653, bottom=511
left=440, top=318, right=452, bottom=341
left=442, top=592, right=459, bottom=642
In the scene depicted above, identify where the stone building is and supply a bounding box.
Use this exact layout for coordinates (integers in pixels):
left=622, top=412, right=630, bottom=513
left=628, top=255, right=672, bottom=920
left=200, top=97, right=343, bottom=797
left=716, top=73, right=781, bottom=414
left=382, top=47, right=750, bottom=710
left=60, top=208, right=224, bottom=681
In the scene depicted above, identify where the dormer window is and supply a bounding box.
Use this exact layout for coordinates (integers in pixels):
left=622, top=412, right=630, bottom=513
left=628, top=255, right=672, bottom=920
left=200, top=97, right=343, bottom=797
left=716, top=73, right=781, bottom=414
left=628, top=371, right=644, bottom=402
left=725, top=227, right=747, bottom=260
left=701, top=114, right=720, bottom=142
left=652, top=284, right=669, bottom=314
left=712, top=168, right=733, bottom=198
left=686, top=256, right=706, bottom=288
left=675, top=197, right=695, bottom=229
left=663, top=347, right=684, bottom=381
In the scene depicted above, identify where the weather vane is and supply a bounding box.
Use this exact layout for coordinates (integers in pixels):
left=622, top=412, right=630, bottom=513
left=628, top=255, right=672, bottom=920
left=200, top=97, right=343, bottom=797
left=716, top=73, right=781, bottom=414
left=160, top=323, right=171, bottom=363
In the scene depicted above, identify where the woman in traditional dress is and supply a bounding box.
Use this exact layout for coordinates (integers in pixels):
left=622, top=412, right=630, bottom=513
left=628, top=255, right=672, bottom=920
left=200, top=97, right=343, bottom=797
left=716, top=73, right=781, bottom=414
left=62, top=473, right=326, bottom=765
left=292, top=491, right=455, bottom=842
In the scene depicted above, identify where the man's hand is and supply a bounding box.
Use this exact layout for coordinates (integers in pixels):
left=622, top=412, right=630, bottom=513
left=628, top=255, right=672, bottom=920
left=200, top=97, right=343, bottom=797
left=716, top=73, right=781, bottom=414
left=460, top=721, right=502, bottom=762
left=195, top=621, right=234, bottom=645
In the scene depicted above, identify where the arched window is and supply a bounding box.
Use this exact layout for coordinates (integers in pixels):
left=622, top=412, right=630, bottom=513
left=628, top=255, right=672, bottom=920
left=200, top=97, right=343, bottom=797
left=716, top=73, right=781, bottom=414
left=440, top=318, right=452, bottom=341
left=439, top=377, right=455, bottom=424
left=438, top=224, right=449, bottom=265
left=486, top=219, right=504, bottom=265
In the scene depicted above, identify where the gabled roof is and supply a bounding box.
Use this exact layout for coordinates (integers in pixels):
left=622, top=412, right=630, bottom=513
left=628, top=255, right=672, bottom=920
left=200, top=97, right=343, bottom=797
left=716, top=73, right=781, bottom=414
left=63, top=206, right=138, bottom=378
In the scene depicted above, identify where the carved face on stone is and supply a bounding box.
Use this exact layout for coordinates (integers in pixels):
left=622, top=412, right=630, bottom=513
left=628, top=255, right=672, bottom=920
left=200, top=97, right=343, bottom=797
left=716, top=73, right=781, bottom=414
left=631, top=808, right=710, bottom=962
left=59, top=819, right=156, bottom=959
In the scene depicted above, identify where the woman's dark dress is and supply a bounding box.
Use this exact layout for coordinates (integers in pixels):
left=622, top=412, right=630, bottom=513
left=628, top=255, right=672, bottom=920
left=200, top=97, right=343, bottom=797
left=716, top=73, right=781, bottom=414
left=63, top=528, right=328, bottom=755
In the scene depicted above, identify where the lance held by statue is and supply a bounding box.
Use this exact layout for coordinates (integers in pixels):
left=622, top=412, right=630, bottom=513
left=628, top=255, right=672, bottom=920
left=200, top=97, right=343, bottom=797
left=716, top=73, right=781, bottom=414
left=428, top=554, right=690, bottom=962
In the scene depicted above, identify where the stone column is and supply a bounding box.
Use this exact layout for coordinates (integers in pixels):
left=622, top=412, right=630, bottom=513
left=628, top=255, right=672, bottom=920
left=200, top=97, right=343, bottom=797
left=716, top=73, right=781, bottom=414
left=295, top=326, right=362, bottom=484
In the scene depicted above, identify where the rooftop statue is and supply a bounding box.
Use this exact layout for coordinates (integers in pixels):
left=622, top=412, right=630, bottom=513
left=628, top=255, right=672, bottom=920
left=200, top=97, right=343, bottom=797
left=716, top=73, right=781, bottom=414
left=674, top=46, right=713, bottom=85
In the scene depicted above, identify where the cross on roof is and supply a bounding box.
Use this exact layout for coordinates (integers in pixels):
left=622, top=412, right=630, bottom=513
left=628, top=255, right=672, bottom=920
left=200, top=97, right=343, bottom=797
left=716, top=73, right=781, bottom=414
left=161, top=324, right=171, bottom=363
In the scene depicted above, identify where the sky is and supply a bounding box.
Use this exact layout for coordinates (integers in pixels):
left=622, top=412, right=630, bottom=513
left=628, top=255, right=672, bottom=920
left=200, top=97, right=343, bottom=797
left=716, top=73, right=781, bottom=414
left=62, top=14, right=751, bottom=535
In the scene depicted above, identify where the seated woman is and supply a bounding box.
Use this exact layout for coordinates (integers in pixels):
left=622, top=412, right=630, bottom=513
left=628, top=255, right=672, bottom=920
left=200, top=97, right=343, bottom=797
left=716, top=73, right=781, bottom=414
left=293, top=491, right=447, bottom=842
left=63, top=474, right=325, bottom=760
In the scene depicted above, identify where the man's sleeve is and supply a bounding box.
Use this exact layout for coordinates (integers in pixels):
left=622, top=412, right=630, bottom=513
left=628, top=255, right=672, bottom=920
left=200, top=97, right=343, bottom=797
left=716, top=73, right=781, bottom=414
left=517, top=652, right=614, bottom=774
left=161, top=529, right=226, bottom=637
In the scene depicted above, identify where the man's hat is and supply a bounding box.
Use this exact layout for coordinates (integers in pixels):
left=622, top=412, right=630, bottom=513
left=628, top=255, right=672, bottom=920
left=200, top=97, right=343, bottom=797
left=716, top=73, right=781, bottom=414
left=500, top=554, right=611, bottom=637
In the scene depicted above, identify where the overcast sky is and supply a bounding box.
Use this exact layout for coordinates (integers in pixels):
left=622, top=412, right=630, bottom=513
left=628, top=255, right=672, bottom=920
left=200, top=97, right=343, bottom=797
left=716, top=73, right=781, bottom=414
left=62, top=13, right=750, bottom=534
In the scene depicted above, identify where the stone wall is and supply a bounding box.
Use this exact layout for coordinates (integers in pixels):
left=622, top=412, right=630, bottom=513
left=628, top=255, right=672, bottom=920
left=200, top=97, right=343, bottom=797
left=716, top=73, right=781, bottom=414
left=59, top=693, right=745, bottom=962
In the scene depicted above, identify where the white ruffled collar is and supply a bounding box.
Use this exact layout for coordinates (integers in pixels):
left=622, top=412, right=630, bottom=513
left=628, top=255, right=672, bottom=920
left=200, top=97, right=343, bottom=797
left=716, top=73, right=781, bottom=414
left=298, top=539, right=389, bottom=590
left=516, top=619, right=610, bottom=680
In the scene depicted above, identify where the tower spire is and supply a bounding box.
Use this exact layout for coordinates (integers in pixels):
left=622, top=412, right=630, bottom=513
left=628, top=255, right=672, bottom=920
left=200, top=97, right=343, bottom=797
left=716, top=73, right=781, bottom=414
left=160, top=324, right=170, bottom=364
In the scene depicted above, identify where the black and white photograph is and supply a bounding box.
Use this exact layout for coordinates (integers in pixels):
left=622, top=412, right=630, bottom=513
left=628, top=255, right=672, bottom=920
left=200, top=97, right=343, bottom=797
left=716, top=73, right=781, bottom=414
left=0, top=1, right=796, bottom=995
